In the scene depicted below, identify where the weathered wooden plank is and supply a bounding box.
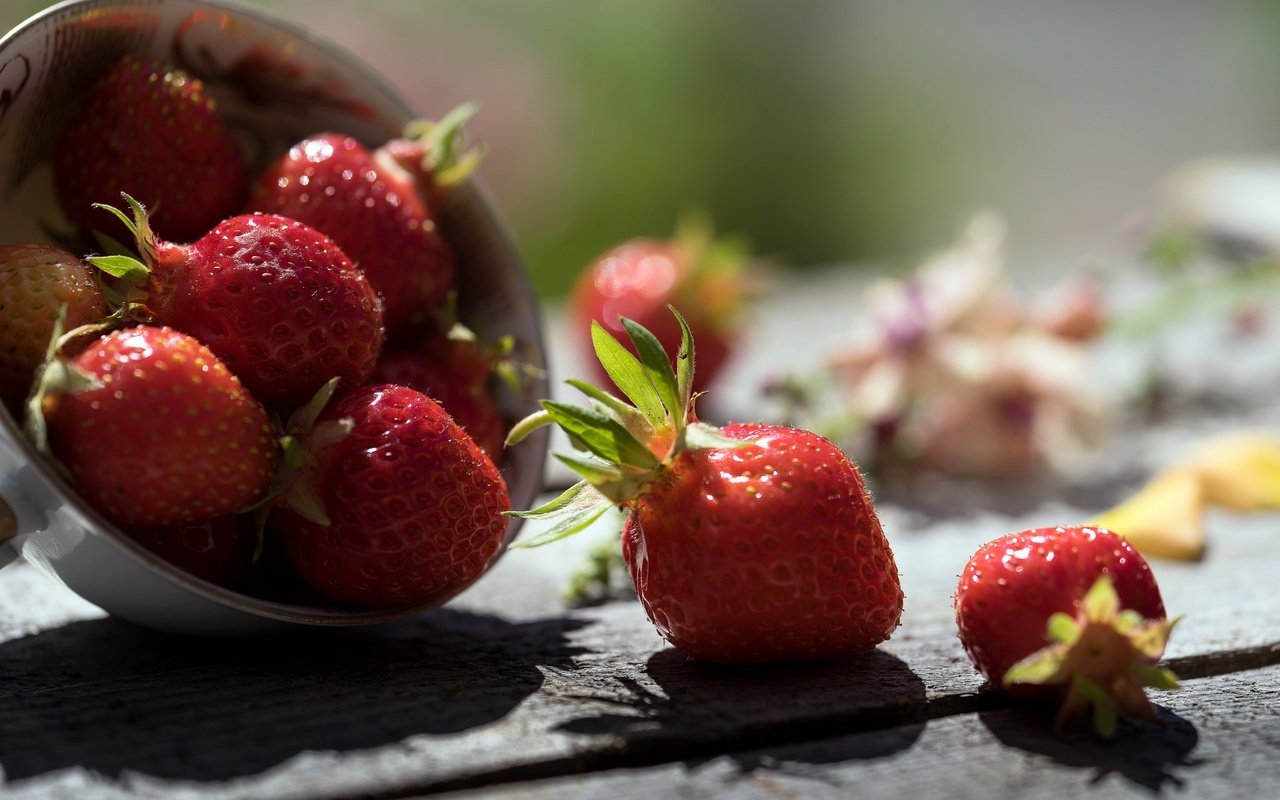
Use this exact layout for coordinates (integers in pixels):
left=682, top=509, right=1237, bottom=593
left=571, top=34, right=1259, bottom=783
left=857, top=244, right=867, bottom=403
left=0, top=507, right=1276, bottom=800
left=450, top=664, right=1280, bottom=800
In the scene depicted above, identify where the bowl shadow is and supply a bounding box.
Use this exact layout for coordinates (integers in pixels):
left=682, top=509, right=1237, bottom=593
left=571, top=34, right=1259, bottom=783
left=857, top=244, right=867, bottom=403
left=0, top=609, right=587, bottom=783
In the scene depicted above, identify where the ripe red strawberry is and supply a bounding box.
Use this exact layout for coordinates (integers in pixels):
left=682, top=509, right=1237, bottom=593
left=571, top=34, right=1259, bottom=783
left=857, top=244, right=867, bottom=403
left=54, top=55, right=246, bottom=243
left=954, top=526, right=1179, bottom=736
left=0, top=243, right=107, bottom=414
left=40, top=325, right=276, bottom=527
left=271, top=382, right=510, bottom=608
left=126, top=515, right=257, bottom=587
left=246, top=106, right=480, bottom=339
left=570, top=219, right=751, bottom=393
left=508, top=309, right=902, bottom=662
left=371, top=330, right=508, bottom=462
left=94, top=196, right=384, bottom=411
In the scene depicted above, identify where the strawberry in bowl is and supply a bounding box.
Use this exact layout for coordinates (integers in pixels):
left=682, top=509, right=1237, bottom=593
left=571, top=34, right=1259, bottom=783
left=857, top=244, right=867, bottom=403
left=0, top=0, right=547, bottom=634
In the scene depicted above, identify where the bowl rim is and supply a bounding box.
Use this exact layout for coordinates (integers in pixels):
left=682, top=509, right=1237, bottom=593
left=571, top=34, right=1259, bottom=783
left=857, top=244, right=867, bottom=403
left=0, top=0, right=550, bottom=626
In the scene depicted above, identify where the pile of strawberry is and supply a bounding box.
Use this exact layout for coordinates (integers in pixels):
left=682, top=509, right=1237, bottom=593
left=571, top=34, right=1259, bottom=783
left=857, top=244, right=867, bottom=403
left=0, top=56, right=515, bottom=608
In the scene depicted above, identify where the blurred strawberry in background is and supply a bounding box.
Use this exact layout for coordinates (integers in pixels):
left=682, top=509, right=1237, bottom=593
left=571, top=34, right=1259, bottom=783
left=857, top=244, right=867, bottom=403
left=570, top=214, right=756, bottom=395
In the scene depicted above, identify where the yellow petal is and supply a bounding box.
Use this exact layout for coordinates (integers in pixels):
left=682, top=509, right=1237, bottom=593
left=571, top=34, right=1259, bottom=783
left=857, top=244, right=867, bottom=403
left=1177, top=431, right=1280, bottom=512
left=1091, top=469, right=1205, bottom=561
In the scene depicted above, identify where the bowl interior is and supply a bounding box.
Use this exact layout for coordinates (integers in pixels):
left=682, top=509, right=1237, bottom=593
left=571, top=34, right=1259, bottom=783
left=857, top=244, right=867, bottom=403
left=0, top=0, right=549, bottom=624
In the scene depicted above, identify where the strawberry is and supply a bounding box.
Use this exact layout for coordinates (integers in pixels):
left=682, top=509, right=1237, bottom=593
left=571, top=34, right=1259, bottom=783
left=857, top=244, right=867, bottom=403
left=271, top=382, right=510, bottom=608
left=38, top=325, right=276, bottom=528
left=93, top=196, right=384, bottom=411
left=953, top=525, right=1180, bottom=737
left=54, top=55, right=246, bottom=243
left=126, top=515, right=257, bottom=587
left=507, top=309, right=902, bottom=663
left=570, top=217, right=751, bottom=393
left=371, top=328, right=510, bottom=463
left=0, top=243, right=107, bottom=414
left=246, top=105, right=481, bottom=339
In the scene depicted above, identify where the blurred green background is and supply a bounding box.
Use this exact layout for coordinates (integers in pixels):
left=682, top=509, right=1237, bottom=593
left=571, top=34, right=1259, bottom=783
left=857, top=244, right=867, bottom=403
left=6, top=0, right=1280, bottom=296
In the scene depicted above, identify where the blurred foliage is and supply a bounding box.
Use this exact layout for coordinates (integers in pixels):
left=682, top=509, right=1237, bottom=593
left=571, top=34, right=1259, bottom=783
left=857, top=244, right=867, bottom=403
left=6, top=0, right=1280, bottom=298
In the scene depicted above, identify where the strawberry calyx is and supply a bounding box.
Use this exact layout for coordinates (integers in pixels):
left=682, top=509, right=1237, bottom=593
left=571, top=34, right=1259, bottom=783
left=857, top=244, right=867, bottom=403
left=1003, top=575, right=1180, bottom=738
left=505, top=306, right=746, bottom=547
left=390, top=103, right=485, bottom=191
left=255, top=377, right=355, bottom=528
left=83, top=193, right=168, bottom=319
left=23, top=305, right=107, bottom=465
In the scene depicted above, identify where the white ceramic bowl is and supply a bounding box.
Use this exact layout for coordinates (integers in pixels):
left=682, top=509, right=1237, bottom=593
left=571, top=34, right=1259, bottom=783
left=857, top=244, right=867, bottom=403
left=0, top=0, right=549, bottom=633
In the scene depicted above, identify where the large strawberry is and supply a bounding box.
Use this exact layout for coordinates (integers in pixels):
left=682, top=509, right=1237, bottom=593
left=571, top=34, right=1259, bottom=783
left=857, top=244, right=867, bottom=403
left=371, top=326, right=514, bottom=463
left=246, top=105, right=481, bottom=339
left=37, top=325, right=276, bottom=528
left=953, top=526, right=1179, bottom=737
left=270, top=382, right=510, bottom=608
left=93, top=196, right=384, bottom=411
left=508, top=309, right=902, bottom=662
left=0, top=243, right=107, bottom=414
left=570, top=217, right=751, bottom=394
left=54, top=55, right=246, bottom=243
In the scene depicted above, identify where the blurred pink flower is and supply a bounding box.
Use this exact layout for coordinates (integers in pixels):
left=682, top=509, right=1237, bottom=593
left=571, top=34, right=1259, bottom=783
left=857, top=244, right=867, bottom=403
left=823, top=213, right=1108, bottom=477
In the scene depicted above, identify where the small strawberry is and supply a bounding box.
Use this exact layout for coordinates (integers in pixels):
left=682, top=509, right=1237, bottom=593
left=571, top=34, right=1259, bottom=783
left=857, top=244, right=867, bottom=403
left=371, top=325, right=514, bottom=463
left=271, top=382, right=510, bottom=608
left=37, top=325, right=276, bottom=528
left=93, top=195, right=384, bottom=411
left=126, top=515, right=257, bottom=587
left=570, top=216, right=751, bottom=393
left=954, top=526, right=1180, bottom=737
left=0, top=243, right=107, bottom=414
left=507, top=308, right=902, bottom=663
left=247, top=105, right=481, bottom=339
left=54, top=55, right=247, bottom=243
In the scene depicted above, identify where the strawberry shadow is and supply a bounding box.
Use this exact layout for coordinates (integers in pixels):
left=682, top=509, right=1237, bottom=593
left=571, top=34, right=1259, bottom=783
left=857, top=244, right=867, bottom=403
left=978, top=703, right=1202, bottom=792
left=0, top=610, right=587, bottom=784
left=555, top=647, right=927, bottom=777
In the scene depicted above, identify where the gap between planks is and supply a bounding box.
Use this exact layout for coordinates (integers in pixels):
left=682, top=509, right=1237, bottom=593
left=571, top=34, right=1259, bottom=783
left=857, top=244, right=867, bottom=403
left=334, top=640, right=1280, bottom=800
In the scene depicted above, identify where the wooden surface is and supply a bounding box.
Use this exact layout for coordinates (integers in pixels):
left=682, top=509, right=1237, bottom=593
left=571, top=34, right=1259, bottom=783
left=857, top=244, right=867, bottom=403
left=3, top=277, right=1280, bottom=799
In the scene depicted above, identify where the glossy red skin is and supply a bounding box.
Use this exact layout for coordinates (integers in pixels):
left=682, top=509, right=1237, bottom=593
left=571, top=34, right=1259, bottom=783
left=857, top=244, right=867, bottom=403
left=571, top=240, right=731, bottom=393
left=275, top=384, right=510, bottom=608
left=622, top=422, right=902, bottom=663
left=47, top=326, right=276, bottom=527
left=953, top=526, right=1166, bottom=690
left=54, top=56, right=246, bottom=243
left=247, top=133, right=455, bottom=339
left=0, top=244, right=106, bottom=413
left=126, top=515, right=257, bottom=587
left=372, top=336, right=505, bottom=463
left=148, top=213, right=384, bottom=412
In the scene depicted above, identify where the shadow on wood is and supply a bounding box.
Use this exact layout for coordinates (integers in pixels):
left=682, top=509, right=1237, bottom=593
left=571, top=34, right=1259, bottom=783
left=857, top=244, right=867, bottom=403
left=555, top=647, right=927, bottom=771
left=0, top=609, right=588, bottom=783
left=978, top=703, right=1201, bottom=793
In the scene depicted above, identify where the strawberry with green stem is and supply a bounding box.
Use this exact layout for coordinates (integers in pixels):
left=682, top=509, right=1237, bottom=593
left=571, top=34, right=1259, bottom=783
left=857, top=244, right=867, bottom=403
left=90, top=194, right=384, bottom=412
left=248, top=104, right=482, bottom=339
left=507, top=308, right=903, bottom=663
left=954, top=525, right=1179, bottom=737
left=32, top=324, right=276, bottom=528
left=268, top=380, right=511, bottom=608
